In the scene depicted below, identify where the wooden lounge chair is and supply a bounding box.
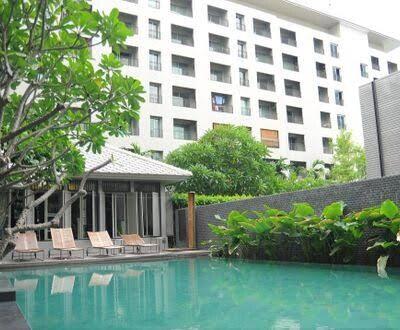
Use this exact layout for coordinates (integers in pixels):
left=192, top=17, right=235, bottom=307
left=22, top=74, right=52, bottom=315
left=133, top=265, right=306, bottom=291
left=11, top=231, right=45, bottom=261
left=87, top=231, right=125, bottom=256
left=49, top=228, right=85, bottom=259
left=121, top=234, right=159, bottom=254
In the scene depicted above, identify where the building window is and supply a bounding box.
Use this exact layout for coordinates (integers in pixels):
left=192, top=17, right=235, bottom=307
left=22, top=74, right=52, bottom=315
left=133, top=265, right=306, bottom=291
left=148, top=0, right=160, bottom=9
left=313, top=38, right=324, bottom=54
left=150, top=151, right=163, bottom=161
left=211, top=93, right=233, bottom=113
left=149, top=50, right=161, bottom=71
left=318, top=87, right=329, bottom=103
left=209, top=33, right=230, bottom=54
left=208, top=6, right=229, bottom=27
left=148, top=19, right=161, bottom=39
left=150, top=116, right=163, bottom=138
left=238, top=41, right=247, bottom=58
left=173, top=119, right=197, bottom=140
left=172, top=55, right=195, bottom=77
left=287, top=106, right=303, bottom=124
left=236, top=14, right=246, bottom=31
left=282, top=53, right=299, bottom=71
left=337, top=114, right=346, bottom=130
left=360, top=63, right=369, bottom=78
left=388, top=61, right=398, bottom=74
left=288, top=133, right=305, bottom=151
left=171, top=25, right=194, bottom=46
left=316, top=62, right=327, bottom=78
left=172, top=86, right=196, bottom=108
left=259, top=101, right=277, bottom=119
left=257, top=73, right=275, bottom=91
left=241, top=97, right=251, bottom=116
left=280, top=28, right=297, bottom=47
left=255, top=45, right=273, bottom=64
left=284, top=79, right=301, bottom=98
left=210, top=62, right=231, bottom=83
left=330, top=43, right=339, bottom=58
left=171, top=0, right=193, bottom=17
left=119, top=13, right=138, bottom=35
left=322, top=137, right=333, bottom=154
left=332, top=66, right=342, bottom=82
left=239, top=68, right=249, bottom=86
left=320, top=112, right=331, bottom=128
left=117, top=46, right=138, bottom=67
left=149, top=82, right=162, bottom=104
left=253, top=19, right=271, bottom=38
left=371, top=56, right=380, bottom=71
left=129, top=119, right=139, bottom=136
left=261, top=129, right=279, bottom=148
left=335, top=90, right=344, bottom=106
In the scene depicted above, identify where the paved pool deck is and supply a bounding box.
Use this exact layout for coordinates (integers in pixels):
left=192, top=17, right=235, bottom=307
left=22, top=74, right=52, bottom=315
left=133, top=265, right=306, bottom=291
left=0, top=249, right=209, bottom=271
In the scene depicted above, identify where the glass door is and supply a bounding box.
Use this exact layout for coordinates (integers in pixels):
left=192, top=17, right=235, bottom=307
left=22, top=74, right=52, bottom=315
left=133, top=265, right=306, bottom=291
left=113, top=194, right=127, bottom=237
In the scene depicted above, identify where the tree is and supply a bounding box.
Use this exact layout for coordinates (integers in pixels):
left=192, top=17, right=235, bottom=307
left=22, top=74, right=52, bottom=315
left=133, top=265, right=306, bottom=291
left=0, top=0, right=144, bottom=257
left=331, top=131, right=366, bottom=183
left=165, top=125, right=277, bottom=195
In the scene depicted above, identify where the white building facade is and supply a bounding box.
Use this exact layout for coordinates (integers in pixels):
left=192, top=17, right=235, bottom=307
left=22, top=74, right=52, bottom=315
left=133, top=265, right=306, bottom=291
left=92, top=0, right=400, bottom=168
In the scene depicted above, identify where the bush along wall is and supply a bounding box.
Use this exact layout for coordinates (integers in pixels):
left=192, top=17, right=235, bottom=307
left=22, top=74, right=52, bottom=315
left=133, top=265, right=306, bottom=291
left=171, top=193, right=252, bottom=209
left=207, top=200, right=400, bottom=266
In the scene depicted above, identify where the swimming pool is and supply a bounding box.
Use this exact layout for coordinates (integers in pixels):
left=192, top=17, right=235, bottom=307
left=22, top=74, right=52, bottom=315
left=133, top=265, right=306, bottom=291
left=4, top=258, right=400, bottom=329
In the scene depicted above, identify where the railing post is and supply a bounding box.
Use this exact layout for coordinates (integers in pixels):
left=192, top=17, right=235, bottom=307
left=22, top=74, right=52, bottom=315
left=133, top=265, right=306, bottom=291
left=187, top=192, right=196, bottom=249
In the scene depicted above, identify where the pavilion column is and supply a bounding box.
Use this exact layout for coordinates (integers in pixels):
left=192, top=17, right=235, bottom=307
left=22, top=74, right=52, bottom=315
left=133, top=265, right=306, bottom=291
left=187, top=192, right=196, bottom=249
left=98, top=181, right=105, bottom=231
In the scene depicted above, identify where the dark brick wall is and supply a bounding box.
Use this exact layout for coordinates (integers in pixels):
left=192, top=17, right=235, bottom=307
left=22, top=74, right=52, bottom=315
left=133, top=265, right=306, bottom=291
left=187, top=175, right=400, bottom=263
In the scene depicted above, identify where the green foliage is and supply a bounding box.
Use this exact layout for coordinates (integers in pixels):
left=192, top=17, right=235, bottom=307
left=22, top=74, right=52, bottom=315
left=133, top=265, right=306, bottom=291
left=171, top=193, right=251, bottom=209
left=165, top=125, right=277, bottom=196
left=208, top=200, right=400, bottom=264
left=0, top=0, right=144, bottom=190
left=331, top=131, right=366, bottom=183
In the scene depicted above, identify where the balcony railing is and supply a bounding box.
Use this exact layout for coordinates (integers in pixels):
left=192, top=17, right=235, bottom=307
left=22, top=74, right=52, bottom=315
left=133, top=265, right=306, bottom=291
left=238, top=49, right=247, bottom=58
left=323, top=146, right=333, bottom=154
left=171, top=33, right=194, bottom=46
left=119, top=56, right=138, bottom=67
left=149, top=30, right=161, bottom=39
left=262, top=138, right=279, bottom=148
left=286, top=88, right=301, bottom=98
left=172, top=66, right=195, bottom=77
left=256, top=54, right=273, bottom=64
left=150, top=95, right=162, bottom=104
left=258, top=81, right=275, bottom=91
left=150, top=128, right=163, bottom=138
left=208, top=14, right=229, bottom=27
left=171, top=4, right=192, bottom=17
left=317, top=70, right=327, bottom=78
left=282, top=37, right=297, bottom=47
left=173, top=97, right=196, bottom=108
left=124, top=0, right=138, bottom=3
left=212, top=104, right=233, bottom=113
left=283, top=62, right=299, bottom=71
left=236, top=22, right=246, bottom=31
left=209, top=42, right=230, bottom=54
left=240, top=78, right=249, bottom=86
left=254, top=28, right=271, bottom=38
left=211, top=74, right=231, bottom=84
left=149, top=0, right=160, bottom=9
left=289, top=142, right=305, bottom=151
left=241, top=107, right=251, bottom=116
left=149, top=61, right=162, bottom=71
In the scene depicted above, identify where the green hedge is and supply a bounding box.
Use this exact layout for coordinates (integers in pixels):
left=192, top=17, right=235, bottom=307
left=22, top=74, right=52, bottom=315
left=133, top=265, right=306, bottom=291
left=171, top=193, right=251, bottom=209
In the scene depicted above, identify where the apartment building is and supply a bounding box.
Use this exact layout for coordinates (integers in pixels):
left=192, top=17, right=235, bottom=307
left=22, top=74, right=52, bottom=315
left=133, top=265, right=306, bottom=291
left=91, top=0, right=400, bottom=168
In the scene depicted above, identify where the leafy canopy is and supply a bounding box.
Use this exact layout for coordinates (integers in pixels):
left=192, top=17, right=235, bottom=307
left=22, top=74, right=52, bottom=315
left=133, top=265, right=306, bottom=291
left=165, top=125, right=277, bottom=196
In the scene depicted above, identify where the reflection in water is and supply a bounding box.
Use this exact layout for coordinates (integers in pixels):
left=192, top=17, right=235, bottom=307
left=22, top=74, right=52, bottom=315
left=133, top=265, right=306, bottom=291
left=5, top=259, right=400, bottom=330
left=51, top=275, right=75, bottom=295
left=13, top=278, right=38, bottom=292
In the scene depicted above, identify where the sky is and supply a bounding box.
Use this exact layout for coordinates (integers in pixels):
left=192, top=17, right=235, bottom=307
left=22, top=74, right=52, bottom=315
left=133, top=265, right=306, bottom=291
left=290, top=0, right=400, bottom=55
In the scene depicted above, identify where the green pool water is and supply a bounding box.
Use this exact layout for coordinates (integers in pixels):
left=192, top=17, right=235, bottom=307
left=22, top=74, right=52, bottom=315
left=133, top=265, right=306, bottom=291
left=4, top=258, right=400, bottom=329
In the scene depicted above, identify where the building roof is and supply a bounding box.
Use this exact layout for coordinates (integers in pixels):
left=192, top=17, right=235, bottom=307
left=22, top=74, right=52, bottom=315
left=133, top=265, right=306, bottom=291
left=81, top=144, right=192, bottom=183
left=232, top=0, right=400, bottom=52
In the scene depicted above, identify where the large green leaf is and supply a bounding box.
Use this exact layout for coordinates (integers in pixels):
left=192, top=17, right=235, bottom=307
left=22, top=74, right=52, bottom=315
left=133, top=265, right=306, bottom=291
left=322, top=202, right=345, bottom=219
left=292, top=203, right=315, bottom=218
left=380, top=200, right=399, bottom=219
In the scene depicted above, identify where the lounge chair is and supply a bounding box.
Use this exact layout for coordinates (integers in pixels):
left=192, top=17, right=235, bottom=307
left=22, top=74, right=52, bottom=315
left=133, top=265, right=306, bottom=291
left=121, top=234, right=159, bottom=254
left=11, top=231, right=45, bottom=261
left=49, top=228, right=85, bottom=259
left=87, top=231, right=125, bottom=256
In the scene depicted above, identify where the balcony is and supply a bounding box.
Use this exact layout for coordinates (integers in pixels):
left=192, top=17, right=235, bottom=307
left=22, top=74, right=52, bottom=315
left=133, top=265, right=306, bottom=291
left=171, top=25, right=194, bottom=46
left=333, top=67, right=342, bottom=82
left=149, top=60, right=161, bottom=71
left=318, top=87, right=329, bottom=103
left=171, top=0, right=193, bottom=17
left=148, top=0, right=160, bottom=9
left=172, top=55, right=195, bottom=77
left=119, top=13, right=138, bottom=35
left=236, top=14, right=246, bottom=31
left=117, top=46, right=138, bottom=67
left=320, top=112, right=332, bottom=128
left=282, top=54, right=299, bottom=72
left=259, top=101, right=277, bottom=119
left=208, top=6, right=229, bottom=27
left=314, top=38, right=324, bottom=54
left=209, top=34, right=230, bottom=54
left=173, top=119, right=197, bottom=140
left=388, top=61, right=398, bottom=74
left=241, top=97, right=251, bottom=116
left=316, top=62, right=327, bottom=78
left=253, top=19, right=271, bottom=38
left=285, top=79, right=301, bottom=98
left=287, top=106, right=303, bottom=124
left=238, top=42, right=247, bottom=58
left=281, top=28, right=297, bottom=47
left=335, top=90, right=344, bottom=106
left=289, top=133, right=305, bottom=152
left=261, top=129, right=279, bottom=148
left=210, top=63, right=231, bottom=83
left=257, top=73, right=275, bottom=91
left=173, top=86, right=196, bottom=108
left=211, top=93, right=233, bottom=113
left=323, top=137, right=333, bottom=154
left=255, top=45, right=273, bottom=64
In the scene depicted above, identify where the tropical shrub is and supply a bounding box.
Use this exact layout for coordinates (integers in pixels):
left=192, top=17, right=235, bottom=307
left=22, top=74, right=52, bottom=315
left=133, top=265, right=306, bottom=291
left=208, top=200, right=400, bottom=265
left=171, top=193, right=251, bottom=209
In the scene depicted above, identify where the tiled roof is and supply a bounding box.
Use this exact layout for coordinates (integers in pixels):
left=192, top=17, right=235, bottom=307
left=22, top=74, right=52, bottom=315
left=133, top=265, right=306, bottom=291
left=81, top=145, right=192, bottom=182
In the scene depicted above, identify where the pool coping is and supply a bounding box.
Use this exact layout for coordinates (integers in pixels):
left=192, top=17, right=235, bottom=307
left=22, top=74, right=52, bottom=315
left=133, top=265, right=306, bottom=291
left=0, top=249, right=210, bottom=271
